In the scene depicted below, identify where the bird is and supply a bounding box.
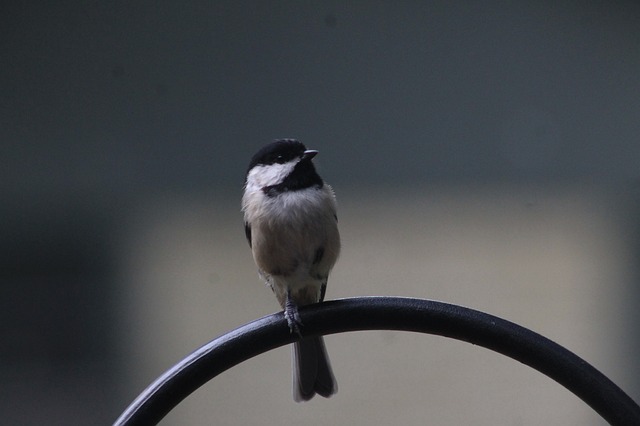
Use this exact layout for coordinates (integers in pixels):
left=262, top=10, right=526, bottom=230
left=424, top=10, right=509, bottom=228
left=242, top=139, right=340, bottom=402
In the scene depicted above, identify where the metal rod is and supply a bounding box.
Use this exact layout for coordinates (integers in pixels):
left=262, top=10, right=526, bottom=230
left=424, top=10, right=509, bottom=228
left=113, top=297, right=640, bottom=426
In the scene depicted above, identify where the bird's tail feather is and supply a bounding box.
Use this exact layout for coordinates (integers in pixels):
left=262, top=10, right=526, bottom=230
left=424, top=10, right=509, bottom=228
left=292, top=336, right=337, bottom=402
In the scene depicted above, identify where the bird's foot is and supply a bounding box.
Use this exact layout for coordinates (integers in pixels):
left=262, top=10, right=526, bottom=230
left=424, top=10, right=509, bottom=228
left=284, top=296, right=303, bottom=337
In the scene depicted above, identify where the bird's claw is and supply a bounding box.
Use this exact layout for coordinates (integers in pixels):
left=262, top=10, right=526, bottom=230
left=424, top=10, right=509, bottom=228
left=284, top=298, right=303, bottom=337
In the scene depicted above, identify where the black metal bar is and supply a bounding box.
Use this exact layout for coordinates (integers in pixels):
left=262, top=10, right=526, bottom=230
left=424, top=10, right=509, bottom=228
left=113, top=297, right=640, bottom=426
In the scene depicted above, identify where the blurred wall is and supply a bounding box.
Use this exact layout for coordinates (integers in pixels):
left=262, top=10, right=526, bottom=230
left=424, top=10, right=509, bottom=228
left=118, top=187, right=637, bottom=425
left=1, top=1, right=639, bottom=424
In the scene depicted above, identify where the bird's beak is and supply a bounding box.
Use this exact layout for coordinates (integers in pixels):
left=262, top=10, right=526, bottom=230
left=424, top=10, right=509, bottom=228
left=302, top=149, right=318, bottom=160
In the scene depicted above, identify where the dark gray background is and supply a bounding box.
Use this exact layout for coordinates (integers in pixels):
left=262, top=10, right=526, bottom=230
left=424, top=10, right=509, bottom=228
left=1, top=1, right=639, bottom=424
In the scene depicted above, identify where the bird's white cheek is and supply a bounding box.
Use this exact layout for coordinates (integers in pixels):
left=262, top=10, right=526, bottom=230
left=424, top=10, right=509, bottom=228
left=246, top=162, right=297, bottom=188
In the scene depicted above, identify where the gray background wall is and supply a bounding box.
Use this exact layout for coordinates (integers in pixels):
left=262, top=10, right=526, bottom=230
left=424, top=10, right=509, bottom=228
left=1, top=1, right=639, bottom=424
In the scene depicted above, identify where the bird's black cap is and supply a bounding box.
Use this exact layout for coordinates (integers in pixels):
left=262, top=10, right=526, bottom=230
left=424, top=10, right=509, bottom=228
left=247, top=139, right=308, bottom=173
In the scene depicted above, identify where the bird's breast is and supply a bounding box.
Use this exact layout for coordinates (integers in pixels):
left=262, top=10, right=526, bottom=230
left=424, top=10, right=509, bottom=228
left=247, top=187, right=340, bottom=280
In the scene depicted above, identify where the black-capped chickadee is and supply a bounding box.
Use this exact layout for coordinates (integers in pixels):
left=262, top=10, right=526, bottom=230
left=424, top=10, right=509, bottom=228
left=242, top=139, right=340, bottom=402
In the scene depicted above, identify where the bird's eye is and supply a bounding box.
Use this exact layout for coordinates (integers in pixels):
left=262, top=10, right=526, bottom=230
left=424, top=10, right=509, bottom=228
left=275, top=154, right=284, bottom=163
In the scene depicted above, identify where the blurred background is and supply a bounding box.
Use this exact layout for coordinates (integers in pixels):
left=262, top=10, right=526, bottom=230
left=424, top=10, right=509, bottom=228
left=2, top=1, right=640, bottom=425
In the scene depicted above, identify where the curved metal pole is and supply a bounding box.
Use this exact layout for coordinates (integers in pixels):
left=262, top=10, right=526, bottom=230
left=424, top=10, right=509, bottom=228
left=113, top=297, right=640, bottom=426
